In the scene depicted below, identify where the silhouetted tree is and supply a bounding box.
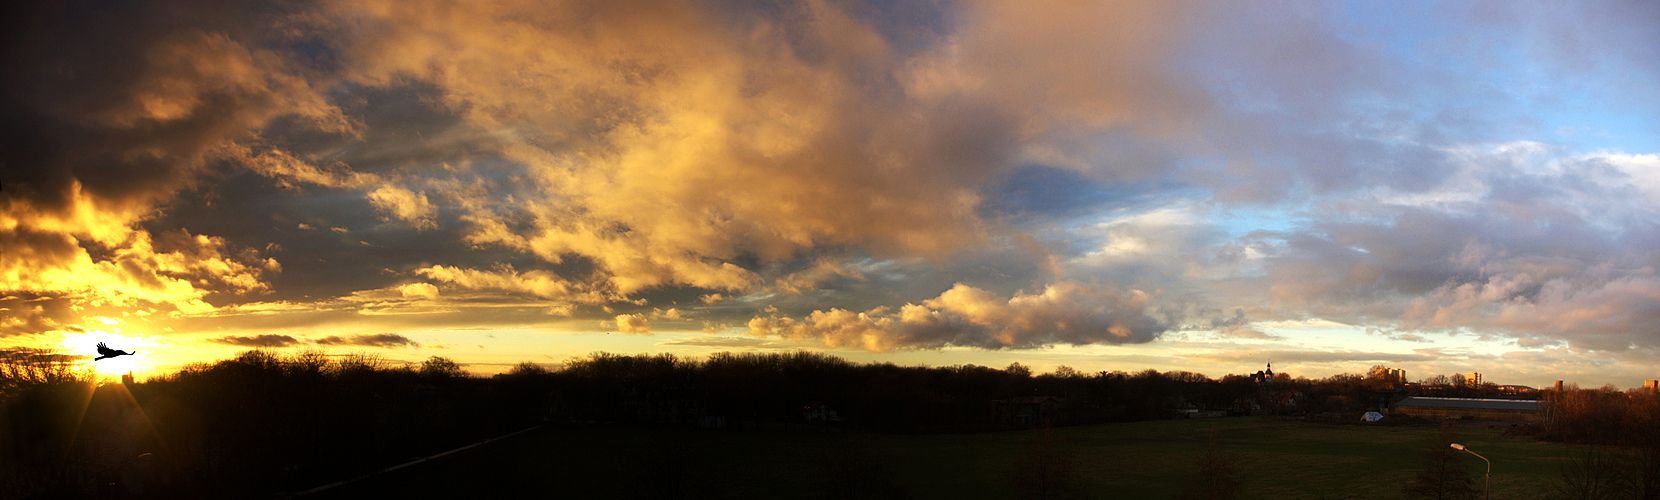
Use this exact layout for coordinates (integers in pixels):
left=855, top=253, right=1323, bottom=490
left=31, top=345, right=1611, bottom=498
left=1402, top=424, right=1479, bottom=500
left=1542, top=388, right=1631, bottom=444
left=0, top=348, right=98, bottom=499
left=1552, top=446, right=1629, bottom=500
left=420, top=356, right=466, bottom=379
left=1620, top=390, right=1660, bottom=500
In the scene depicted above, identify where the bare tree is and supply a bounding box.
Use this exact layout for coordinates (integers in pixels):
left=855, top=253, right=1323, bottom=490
left=1050, top=365, right=1082, bottom=379
left=1625, top=391, right=1660, bottom=500
left=1552, top=446, right=1630, bottom=500
left=1631, top=445, right=1660, bottom=500
left=419, top=356, right=467, bottom=379
left=1402, top=424, right=1479, bottom=500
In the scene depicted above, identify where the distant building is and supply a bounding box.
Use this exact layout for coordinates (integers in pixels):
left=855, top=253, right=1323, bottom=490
left=995, top=396, right=1064, bottom=427
left=802, top=401, right=839, bottom=423
left=1385, top=368, right=1407, bottom=385
left=1249, top=362, right=1276, bottom=386
left=1270, top=390, right=1305, bottom=410
left=1645, top=380, right=1659, bottom=393
left=1391, top=397, right=1538, bottom=421
left=1248, top=362, right=1286, bottom=415
left=1464, top=372, right=1483, bottom=387
left=1165, top=395, right=1200, bottom=417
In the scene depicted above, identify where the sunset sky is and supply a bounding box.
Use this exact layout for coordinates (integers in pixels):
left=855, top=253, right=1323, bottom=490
left=4, top=1, right=1658, bottom=387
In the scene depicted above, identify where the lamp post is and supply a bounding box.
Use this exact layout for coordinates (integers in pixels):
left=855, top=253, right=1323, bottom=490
left=1450, top=443, right=1490, bottom=500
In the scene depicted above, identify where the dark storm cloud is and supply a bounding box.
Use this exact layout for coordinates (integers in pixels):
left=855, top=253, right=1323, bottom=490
left=210, top=334, right=302, bottom=348
left=0, top=347, right=90, bottom=364
left=0, top=294, right=80, bottom=337
left=979, top=165, right=1184, bottom=223
left=0, top=0, right=345, bottom=212
left=657, top=336, right=780, bottom=349
left=0, top=0, right=351, bottom=325
left=315, top=333, right=419, bottom=349
left=6, top=0, right=1216, bottom=351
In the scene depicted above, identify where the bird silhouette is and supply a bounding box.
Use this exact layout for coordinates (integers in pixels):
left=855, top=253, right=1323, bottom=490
left=94, top=342, right=135, bottom=361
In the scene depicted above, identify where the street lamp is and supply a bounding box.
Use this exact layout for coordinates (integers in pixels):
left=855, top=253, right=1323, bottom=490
left=1450, top=443, right=1490, bottom=500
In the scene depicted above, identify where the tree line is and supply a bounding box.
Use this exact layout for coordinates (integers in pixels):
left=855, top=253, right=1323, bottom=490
left=0, top=347, right=1574, bottom=499
left=1, top=349, right=540, bottom=498
left=1533, top=385, right=1660, bottom=499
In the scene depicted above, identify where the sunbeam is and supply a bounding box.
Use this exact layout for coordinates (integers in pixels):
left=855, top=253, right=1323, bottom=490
left=57, top=332, right=155, bottom=381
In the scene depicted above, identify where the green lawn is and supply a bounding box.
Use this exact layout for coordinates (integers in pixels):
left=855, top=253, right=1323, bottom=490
left=312, top=417, right=1581, bottom=499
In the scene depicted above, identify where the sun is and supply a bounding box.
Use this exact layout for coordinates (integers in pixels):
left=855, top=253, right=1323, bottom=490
left=60, top=331, right=154, bottom=379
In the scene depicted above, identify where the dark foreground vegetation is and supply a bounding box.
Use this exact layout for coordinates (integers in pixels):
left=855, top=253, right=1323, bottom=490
left=1, top=348, right=533, bottom=498
left=312, top=416, right=1581, bottom=500
left=1529, top=386, right=1660, bottom=499
left=1, top=347, right=1656, bottom=498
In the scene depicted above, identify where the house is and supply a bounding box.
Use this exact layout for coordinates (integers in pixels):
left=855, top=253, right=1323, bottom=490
left=1390, top=396, right=1539, bottom=420
left=994, top=396, right=1064, bottom=427
left=801, top=401, right=839, bottom=423
left=1165, top=395, right=1200, bottom=417
left=1270, top=390, right=1305, bottom=408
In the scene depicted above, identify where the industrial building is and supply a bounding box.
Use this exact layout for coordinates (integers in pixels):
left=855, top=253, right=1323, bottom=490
left=1390, top=396, right=1538, bottom=421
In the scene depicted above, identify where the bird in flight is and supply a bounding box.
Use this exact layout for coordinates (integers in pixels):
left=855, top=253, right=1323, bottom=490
left=94, top=342, right=135, bottom=361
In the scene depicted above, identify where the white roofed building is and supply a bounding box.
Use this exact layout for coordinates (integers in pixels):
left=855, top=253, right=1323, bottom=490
left=1390, top=396, right=1538, bottom=421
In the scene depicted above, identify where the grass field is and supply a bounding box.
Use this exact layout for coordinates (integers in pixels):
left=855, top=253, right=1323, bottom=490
left=312, top=416, right=1581, bottom=499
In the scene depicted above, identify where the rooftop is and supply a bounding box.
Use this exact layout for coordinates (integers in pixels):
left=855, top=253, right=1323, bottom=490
left=1395, top=397, right=1539, bottom=411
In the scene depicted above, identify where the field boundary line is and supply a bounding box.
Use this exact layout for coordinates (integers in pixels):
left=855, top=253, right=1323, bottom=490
left=287, top=424, right=543, bottom=498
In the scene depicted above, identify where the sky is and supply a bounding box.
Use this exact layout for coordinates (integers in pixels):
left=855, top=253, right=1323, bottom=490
left=3, top=0, right=1659, bottom=387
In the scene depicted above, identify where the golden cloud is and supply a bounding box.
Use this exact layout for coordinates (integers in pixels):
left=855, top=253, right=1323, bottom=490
left=366, top=186, right=438, bottom=229
left=2, top=2, right=351, bottom=335
left=775, top=259, right=867, bottom=295
left=301, top=0, right=1204, bottom=298
left=1, top=184, right=278, bottom=322
left=746, top=280, right=1165, bottom=351
left=615, top=313, right=651, bottom=335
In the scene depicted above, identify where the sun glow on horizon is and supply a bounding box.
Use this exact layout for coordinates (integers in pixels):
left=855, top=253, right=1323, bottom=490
left=58, top=330, right=156, bottom=379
